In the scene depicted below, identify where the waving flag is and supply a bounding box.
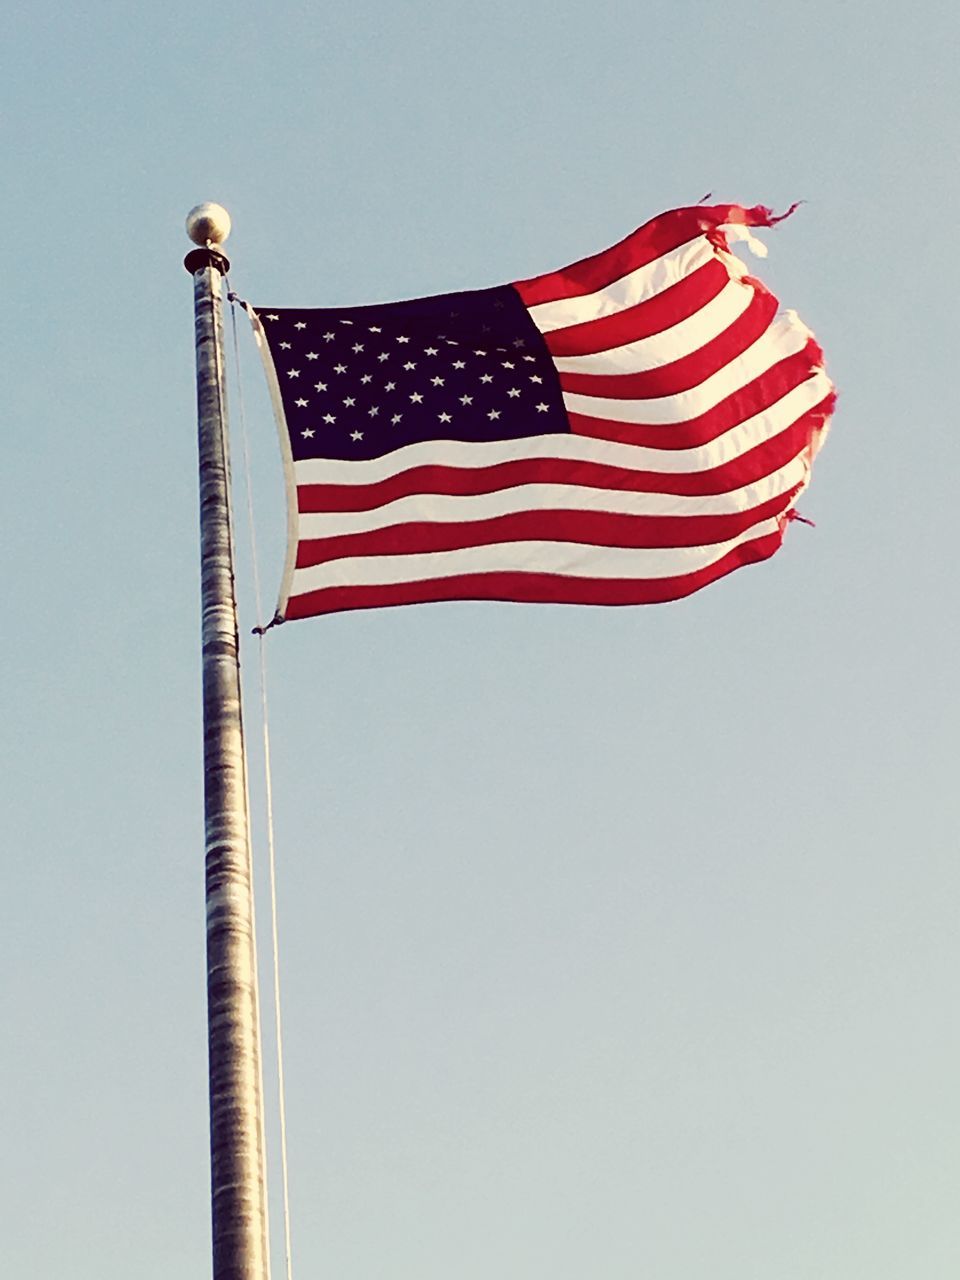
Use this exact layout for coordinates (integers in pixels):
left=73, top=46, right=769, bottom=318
left=250, top=202, right=834, bottom=621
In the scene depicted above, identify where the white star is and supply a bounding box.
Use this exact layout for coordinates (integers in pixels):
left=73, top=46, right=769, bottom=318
left=507, top=388, right=521, bottom=398
left=350, top=430, right=363, bottom=441
left=502, top=361, right=515, bottom=370
left=513, top=339, right=526, bottom=349
left=473, top=349, right=487, bottom=357
left=410, top=392, right=424, bottom=404
left=301, top=428, right=315, bottom=438
left=488, top=409, right=501, bottom=420
left=360, top=374, right=373, bottom=385
left=377, top=352, right=390, bottom=362
left=535, top=403, right=549, bottom=412
left=424, top=347, right=438, bottom=356
left=369, top=326, right=382, bottom=333
left=343, top=397, right=356, bottom=407
left=294, top=322, right=307, bottom=330
left=340, top=319, right=354, bottom=325
left=352, top=343, right=365, bottom=353
left=323, top=413, right=336, bottom=424
left=396, top=335, right=410, bottom=343
left=287, top=369, right=300, bottom=378
left=529, top=375, right=543, bottom=384
left=323, top=332, right=335, bottom=341
left=314, top=381, right=327, bottom=391
left=523, top=355, right=537, bottom=363
left=384, top=381, right=397, bottom=391
left=333, top=364, right=347, bottom=373
left=306, top=352, right=319, bottom=360
left=391, top=414, right=402, bottom=424
left=431, top=376, right=445, bottom=387
left=403, top=362, right=416, bottom=371
left=480, top=373, right=493, bottom=384
left=459, top=395, right=473, bottom=405
left=368, top=405, right=380, bottom=417
left=265, top=314, right=279, bottom=321
left=295, top=398, right=309, bottom=407
left=438, top=411, right=452, bottom=423
left=452, top=360, right=466, bottom=370
left=279, top=341, right=291, bottom=350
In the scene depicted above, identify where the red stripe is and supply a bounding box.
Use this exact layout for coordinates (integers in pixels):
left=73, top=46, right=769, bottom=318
left=296, top=401, right=830, bottom=518
left=557, top=287, right=778, bottom=399
left=295, top=488, right=800, bottom=568
left=542, top=260, right=729, bottom=356
left=568, top=343, right=826, bottom=448
left=512, top=204, right=790, bottom=308
left=284, top=528, right=786, bottom=618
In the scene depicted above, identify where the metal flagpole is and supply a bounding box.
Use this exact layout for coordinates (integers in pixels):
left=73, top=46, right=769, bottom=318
left=184, top=203, right=269, bottom=1280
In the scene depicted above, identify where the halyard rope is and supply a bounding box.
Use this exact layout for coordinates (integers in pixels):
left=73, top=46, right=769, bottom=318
left=229, top=286, right=294, bottom=1280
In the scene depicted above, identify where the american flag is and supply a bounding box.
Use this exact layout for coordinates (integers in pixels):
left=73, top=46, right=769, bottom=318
left=250, top=202, right=834, bottom=621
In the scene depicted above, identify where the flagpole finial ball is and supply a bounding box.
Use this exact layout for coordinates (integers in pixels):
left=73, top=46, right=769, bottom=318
left=186, top=203, right=232, bottom=246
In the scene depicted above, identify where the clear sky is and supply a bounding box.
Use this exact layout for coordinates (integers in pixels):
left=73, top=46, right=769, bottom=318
left=4, top=2, right=958, bottom=1277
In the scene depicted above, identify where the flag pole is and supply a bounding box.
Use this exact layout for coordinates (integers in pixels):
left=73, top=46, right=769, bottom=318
left=184, top=203, right=269, bottom=1280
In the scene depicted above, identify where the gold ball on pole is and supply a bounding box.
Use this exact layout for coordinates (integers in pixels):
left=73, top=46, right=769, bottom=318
left=186, top=202, right=232, bottom=246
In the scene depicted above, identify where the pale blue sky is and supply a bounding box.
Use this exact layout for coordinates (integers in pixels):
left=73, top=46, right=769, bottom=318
left=4, top=2, right=959, bottom=1277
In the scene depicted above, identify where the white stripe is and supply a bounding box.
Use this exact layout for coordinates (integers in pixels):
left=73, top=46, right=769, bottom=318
left=289, top=516, right=784, bottom=594
left=724, top=223, right=768, bottom=258
left=292, top=369, right=831, bottom=484
left=526, top=237, right=715, bottom=334
left=562, top=312, right=812, bottom=425
left=297, top=456, right=808, bottom=540
left=551, top=278, right=754, bottom=373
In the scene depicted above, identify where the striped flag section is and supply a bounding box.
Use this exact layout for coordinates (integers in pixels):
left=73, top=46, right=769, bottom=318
left=250, top=202, right=834, bottom=620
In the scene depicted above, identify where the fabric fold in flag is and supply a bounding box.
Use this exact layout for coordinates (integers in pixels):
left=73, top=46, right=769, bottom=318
left=249, top=201, right=834, bottom=620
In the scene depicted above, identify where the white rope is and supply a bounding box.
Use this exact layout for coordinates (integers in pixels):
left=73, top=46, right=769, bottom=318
left=229, top=287, right=295, bottom=1280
